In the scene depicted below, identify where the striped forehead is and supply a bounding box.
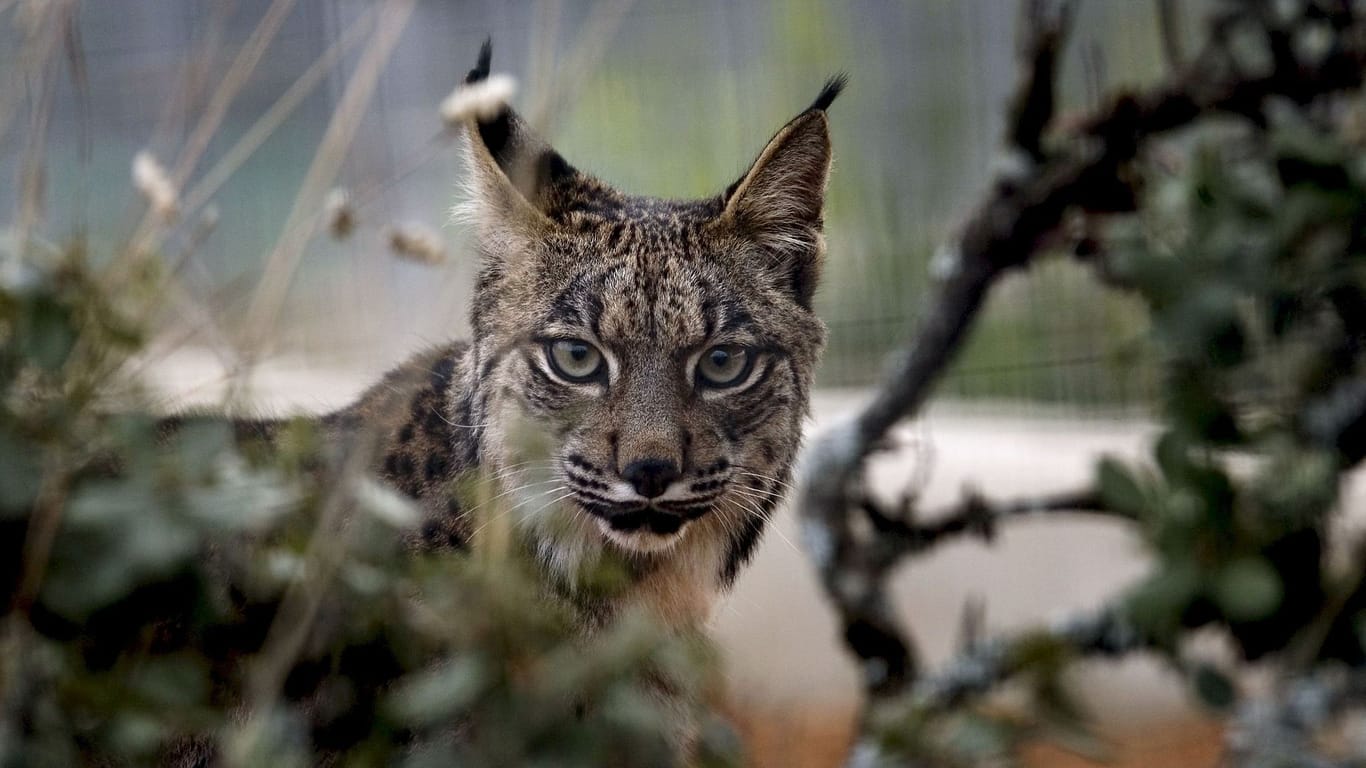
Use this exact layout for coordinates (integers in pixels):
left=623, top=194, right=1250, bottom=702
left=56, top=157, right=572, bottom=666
left=597, top=257, right=706, bottom=343
left=543, top=256, right=753, bottom=350
left=536, top=201, right=762, bottom=347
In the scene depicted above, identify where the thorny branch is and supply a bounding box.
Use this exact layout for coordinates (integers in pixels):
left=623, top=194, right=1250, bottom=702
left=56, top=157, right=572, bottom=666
left=861, top=487, right=1121, bottom=559
left=797, top=0, right=1366, bottom=731
left=910, top=606, right=1143, bottom=712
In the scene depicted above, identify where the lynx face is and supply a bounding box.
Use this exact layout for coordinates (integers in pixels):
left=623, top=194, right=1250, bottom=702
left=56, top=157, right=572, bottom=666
left=458, top=45, right=841, bottom=584
left=494, top=211, right=825, bottom=559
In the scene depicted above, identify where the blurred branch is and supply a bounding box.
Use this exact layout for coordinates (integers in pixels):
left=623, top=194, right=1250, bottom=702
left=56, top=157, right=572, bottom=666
left=912, top=605, right=1145, bottom=711
left=243, top=436, right=370, bottom=714
left=1010, top=0, right=1075, bottom=160
left=798, top=0, right=1366, bottom=726
left=862, top=487, right=1121, bottom=558
left=800, top=0, right=1077, bottom=701
left=1155, top=0, right=1184, bottom=73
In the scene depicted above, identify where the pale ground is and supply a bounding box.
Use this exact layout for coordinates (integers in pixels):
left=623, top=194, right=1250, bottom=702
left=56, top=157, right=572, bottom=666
left=717, top=390, right=1173, bottom=726
left=142, top=349, right=1366, bottom=739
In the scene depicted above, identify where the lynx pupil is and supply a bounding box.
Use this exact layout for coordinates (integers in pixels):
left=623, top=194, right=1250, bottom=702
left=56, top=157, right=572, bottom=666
left=698, top=345, right=749, bottom=386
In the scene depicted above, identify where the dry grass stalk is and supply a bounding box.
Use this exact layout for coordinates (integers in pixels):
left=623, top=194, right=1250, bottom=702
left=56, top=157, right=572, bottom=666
left=131, top=150, right=180, bottom=220
left=524, top=0, right=636, bottom=135
left=178, top=6, right=380, bottom=220
left=9, top=1, right=75, bottom=259
left=237, top=0, right=417, bottom=367
left=167, top=0, right=298, bottom=188
left=117, top=0, right=300, bottom=270
left=384, top=222, right=446, bottom=265
left=324, top=188, right=356, bottom=240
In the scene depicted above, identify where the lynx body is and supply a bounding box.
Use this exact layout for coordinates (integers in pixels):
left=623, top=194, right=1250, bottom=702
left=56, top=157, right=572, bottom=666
left=327, top=44, right=842, bottom=629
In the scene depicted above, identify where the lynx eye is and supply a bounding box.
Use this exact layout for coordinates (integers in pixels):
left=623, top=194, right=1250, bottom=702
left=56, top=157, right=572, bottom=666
left=696, top=345, right=753, bottom=388
left=545, top=339, right=605, bottom=383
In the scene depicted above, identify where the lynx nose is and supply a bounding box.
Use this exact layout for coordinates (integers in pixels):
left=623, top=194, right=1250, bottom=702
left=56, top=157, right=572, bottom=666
left=622, top=458, right=681, bottom=499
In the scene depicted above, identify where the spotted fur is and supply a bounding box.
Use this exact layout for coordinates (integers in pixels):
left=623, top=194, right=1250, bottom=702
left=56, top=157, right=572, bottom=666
left=313, top=43, right=841, bottom=629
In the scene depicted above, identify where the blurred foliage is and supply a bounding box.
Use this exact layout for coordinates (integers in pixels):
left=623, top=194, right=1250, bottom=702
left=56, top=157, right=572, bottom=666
left=0, top=253, right=736, bottom=765
left=1101, top=99, right=1366, bottom=666
left=852, top=5, right=1366, bottom=766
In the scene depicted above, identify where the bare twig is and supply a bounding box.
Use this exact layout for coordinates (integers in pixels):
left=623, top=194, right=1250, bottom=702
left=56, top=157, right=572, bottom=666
left=1081, top=41, right=1106, bottom=112
left=864, top=487, right=1121, bottom=557
left=800, top=0, right=1079, bottom=703
left=912, top=605, right=1145, bottom=711
left=524, top=0, right=636, bottom=134
left=1010, top=0, right=1075, bottom=160
left=62, top=6, right=90, bottom=240
left=13, top=1, right=74, bottom=256
left=13, top=451, right=70, bottom=612
left=1155, top=0, right=1185, bottom=73
left=167, top=0, right=298, bottom=190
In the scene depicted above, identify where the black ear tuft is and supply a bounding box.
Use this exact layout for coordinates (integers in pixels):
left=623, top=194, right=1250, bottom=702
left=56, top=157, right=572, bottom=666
left=466, top=37, right=493, bottom=85
left=461, top=38, right=512, bottom=163
left=807, top=74, right=848, bottom=113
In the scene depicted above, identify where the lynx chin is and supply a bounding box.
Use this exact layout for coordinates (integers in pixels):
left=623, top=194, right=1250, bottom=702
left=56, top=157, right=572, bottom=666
left=256, top=42, right=841, bottom=631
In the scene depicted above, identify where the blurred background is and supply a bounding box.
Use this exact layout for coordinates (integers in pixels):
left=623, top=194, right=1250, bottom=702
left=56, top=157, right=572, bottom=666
left=0, top=0, right=1203, bottom=404
left=1, top=1, right=1241, bottom=765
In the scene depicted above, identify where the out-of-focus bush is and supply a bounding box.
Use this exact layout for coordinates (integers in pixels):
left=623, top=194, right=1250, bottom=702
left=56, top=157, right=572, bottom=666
left=806, top=3, right=1366, bottom=765
left=0, top=251, right=736, bottom=767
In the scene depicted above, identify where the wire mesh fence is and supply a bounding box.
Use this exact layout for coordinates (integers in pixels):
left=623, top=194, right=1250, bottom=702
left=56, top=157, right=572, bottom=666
left=0, top=0, right=1201, bottom=413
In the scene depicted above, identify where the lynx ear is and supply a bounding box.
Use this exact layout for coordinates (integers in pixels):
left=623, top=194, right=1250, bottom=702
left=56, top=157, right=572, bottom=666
left=457, top=40, right=580, bottom=246
left=719, top=76, right=845, bottom=306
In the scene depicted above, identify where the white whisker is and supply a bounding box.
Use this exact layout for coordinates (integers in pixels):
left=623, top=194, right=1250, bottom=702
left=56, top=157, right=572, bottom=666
left=725, top=494, right=799, bottom=555
left=517, top=489, right=577, bottom=523
left=469, top=485, right=569, bottom=539
left=454, top=477, right=564, bottom=522
left=731, top=468, right=797, bottom=493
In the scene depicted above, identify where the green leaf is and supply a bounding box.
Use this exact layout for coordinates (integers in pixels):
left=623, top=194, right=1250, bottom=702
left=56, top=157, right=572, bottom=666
left=1213, top=556, right=1284, bottom=622
left=128, top=653, right=210, bottom=708
left=41, top=482, right=199, bottom=618
left=1097, top=457, right=1146, bottom=518
left=1191, top=664, right=1236, bottom=710
left=0, top=429, right=42, bottom=513
left=170, top=419, right=233, bottom=478
left=384, top=656, right=491, bottom=728
left=1256, top=448, right=1339, bottom=525
left=1153, top=431, right=1188, bottom=481
left=182, top=468, right=296, bottom=532
left=1126, top=559, right=1201, bottom=636
left=352, top=475, right=420, bottom=529
left=942, top=713, right=1013, bottom=761
left=19, top=293, right=77, bottom=372
left=103, top=713, right=168, bottom=758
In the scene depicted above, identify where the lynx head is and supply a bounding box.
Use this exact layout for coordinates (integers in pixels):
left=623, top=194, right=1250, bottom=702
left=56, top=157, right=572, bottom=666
left=456, top=43, right=842, bottom=586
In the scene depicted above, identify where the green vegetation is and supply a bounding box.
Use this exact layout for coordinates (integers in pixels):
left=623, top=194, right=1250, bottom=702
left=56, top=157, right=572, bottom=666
left=0, top=254, right=735, bottom=766
left=819, top=3, right=1366, bottom=764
